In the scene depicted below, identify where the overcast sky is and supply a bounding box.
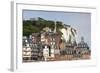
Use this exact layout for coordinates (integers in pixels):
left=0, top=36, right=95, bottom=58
left=23, top=10, right=91, bottom=47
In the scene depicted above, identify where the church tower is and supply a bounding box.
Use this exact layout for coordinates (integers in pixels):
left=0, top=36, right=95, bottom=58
left=54, top=21, right=57, bottom=33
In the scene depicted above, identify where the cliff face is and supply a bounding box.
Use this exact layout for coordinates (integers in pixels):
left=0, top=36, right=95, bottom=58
left=60, top=27, right=77, bottom=44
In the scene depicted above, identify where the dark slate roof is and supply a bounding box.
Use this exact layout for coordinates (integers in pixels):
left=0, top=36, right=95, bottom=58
left=77, top=40, right=89, bottom=48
